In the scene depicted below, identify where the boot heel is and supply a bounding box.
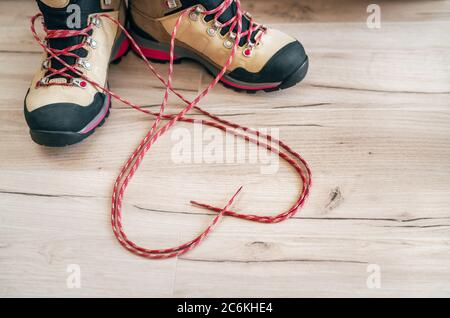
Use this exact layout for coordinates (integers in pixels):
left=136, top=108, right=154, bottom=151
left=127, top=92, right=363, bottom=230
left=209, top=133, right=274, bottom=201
left=110, top=35, right=130, bottom=64
left=128, top=29, right=182, bottom=64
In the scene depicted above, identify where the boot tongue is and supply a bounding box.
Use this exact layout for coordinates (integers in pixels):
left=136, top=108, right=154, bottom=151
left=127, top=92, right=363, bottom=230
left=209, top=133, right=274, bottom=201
left=197, top=0, right=254, bottom=45
left=37, top=0, right=90, bottom=30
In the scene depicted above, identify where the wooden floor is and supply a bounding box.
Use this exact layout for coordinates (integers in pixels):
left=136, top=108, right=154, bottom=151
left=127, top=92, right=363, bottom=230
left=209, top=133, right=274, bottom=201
left=1, top=0, right=450, bottom=298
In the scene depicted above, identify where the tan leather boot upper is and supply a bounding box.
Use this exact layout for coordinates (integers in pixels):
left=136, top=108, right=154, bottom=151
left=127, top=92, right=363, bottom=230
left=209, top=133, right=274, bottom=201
left=129, top=0, right=308, bottom=91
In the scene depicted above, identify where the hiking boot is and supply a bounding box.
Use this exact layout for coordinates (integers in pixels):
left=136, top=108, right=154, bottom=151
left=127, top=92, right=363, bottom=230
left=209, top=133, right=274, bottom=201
left=128, top=0, right=309, bottom=93
left=25, top=0, right=129, bottom=147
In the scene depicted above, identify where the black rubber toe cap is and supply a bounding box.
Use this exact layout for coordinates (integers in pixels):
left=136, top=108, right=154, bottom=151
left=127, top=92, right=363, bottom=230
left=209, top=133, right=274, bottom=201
left=228, top=40, right=308, bottom=84
left=24, top=92, right=106, bottom=132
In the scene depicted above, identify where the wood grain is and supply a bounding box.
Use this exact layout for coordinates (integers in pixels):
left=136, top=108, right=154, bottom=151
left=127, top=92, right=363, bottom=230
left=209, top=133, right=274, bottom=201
left=0, top=0, right=449, bottom=297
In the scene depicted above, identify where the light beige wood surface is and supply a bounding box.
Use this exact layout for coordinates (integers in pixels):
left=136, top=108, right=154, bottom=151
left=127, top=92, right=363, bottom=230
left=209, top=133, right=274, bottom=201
left=0, top=0, right=449, bottom=298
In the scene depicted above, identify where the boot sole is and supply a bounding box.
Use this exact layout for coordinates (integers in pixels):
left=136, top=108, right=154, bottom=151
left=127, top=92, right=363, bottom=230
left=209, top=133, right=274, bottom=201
left=28, top=32, right=130, bottom=148
left=129, top=30, right=309, bottom=93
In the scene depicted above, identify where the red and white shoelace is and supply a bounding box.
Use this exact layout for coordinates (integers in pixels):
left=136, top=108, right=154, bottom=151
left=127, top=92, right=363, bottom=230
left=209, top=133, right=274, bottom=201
left=195, top=0, right=267, bottom=56
left=37, top=22, right=95, bottom=87
left=30, top=0, right=312, bottom=259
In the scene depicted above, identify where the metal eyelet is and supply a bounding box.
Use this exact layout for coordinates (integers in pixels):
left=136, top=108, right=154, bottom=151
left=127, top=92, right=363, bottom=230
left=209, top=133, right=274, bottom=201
left=166, top=0, right=178, bottom=9
left=91, top=17, right=102, bottom=28
left=39, top=77, right=49, bottom=86
left=86, top=37, right=97, bottom=49
left=189, top=6, right=203, bottom=21
left=207, top=20, right=221, bottom=37
left=207, top=27, right=216, bottom=36
left=223, top=39, right=233, bottom=49
left=224, top=32, right=237, bottom=49
left=72, top=78, right=88, bottom=89
left=77, top=58, right=91, bottom=70
left=42, top=60, right=50, bottom=69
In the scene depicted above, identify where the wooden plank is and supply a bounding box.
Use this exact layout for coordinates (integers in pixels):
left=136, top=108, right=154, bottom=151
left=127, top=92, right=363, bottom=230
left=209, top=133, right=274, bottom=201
left=4, top=0, right=449, bottom=52
left=0, top=194, right=177, bottom=297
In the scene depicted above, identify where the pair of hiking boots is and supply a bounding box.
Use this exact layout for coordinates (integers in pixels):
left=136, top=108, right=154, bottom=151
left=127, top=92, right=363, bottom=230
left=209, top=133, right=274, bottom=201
left=25, top=0, right=309, bottom=147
